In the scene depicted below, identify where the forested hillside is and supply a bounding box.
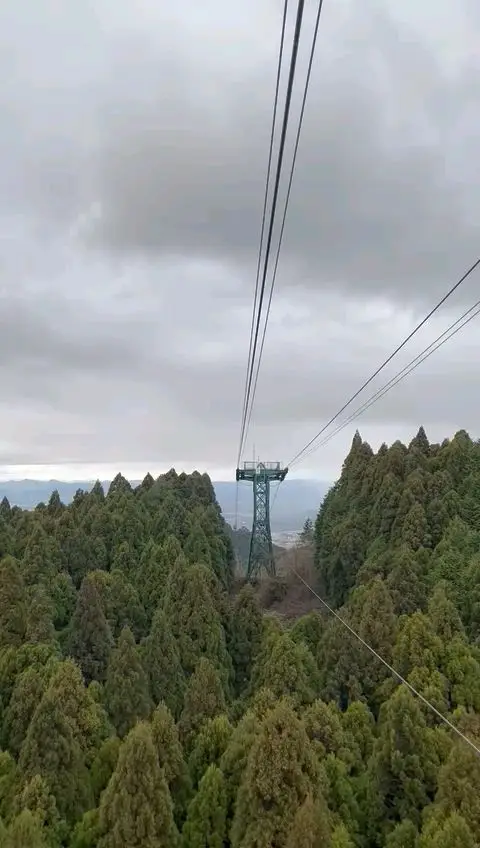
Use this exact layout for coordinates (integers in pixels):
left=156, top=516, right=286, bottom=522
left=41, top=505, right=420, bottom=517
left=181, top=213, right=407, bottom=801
left=312, top=427, right=480, bottom=845
left=0, top=434, right=479, bottom=846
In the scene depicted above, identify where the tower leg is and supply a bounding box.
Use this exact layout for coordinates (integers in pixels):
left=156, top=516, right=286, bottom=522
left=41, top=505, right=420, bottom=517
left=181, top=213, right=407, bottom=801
left=235, top=461, right=288, bottom=583
left=247, top=472, right=275, bottom=581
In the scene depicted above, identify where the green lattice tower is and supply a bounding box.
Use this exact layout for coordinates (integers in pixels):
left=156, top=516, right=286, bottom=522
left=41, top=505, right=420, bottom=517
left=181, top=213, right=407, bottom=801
left=235, top=461, right=288, bottom=581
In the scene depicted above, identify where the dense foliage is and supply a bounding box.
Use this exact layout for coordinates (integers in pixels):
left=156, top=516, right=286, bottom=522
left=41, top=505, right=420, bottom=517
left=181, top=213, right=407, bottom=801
left=0, top=431, right=478, bottom=847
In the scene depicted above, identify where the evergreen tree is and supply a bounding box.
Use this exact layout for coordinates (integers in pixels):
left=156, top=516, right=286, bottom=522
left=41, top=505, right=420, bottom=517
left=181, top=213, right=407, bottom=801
left=184, top=523, right=212, bottom=568
left=385, top=820, right=418, bottom=847
left=107, top=568, right=147, bottom=639
left=67, top=577, right=114, bottom=684
left=285, top=794, right=331, bottom=847
left=15, top=773, right=62, bottom=844
left=98, top=722, right=179, bottom=848
left=219, top=709, right=261, bottom=830
left=0, top=556, right=26, bottom=647
left=341, top=700, right=375, bottom=771
left=50, top=570, right=76, bottom=630
left=22, top=522, right=61, bottom=587
left=0, top=496, right=11, bottom=519
left=427, top=582, right=464, bottom=644
left=431, top=715, right=480, bottom=838
left=137, top=472, right=155, bottom=494
left=142, top=609, right=185, bottom=718
left=179, top=658, right=226, bottom=748
left=303, top=698, right=346, bottom=760
left=298, top=517, right=314, bottom=545
left=353, top=577, right=397, bottom=704
left=181, top=765, right=227, bottom=848
left=70, top=809, right=102, bottom=848
left=90, top=737, right=121, bottom=803
left=0, top=750, right=17, bottom=823
left=137, top=540, right=168, bottom=615
left=111, top=541, right=135, bottom=580
left=151, top=702, right=191, bottom=831
left=162, top=535, right=183, bottom=577
left=151, top=702, right=185, bottom=787
left=231, top=700, right=321, bottom=847
left=24, top=585, right=55, bottom=644
left=331, top=823, right=355, bottom=847
left=1, top=453, right=480, bottom=845
left=2, top=666, right=50, bottom=756
left=188, top=714, right=232, bottom=789
left=108, top=473, right=133, bottom=498
left=104, top=626, right=152, bottom=738
left=419, top=812, right=476, bottom=847
left=46, top=659, right=105, bottom=763
left=165, top=561, right=231, bottom=685
left=251, top=630, right=320, bottom=706
left=61, top=527, right=93, bottom=588
left=5, top=809, right=48, bottom=848
left=19, top=689, right=91, bottom=823
left=386, top=545, right=428, bottom=615
left=369, top=685, right=440, bottom=833
left=229, top=585, right=263, bottom=697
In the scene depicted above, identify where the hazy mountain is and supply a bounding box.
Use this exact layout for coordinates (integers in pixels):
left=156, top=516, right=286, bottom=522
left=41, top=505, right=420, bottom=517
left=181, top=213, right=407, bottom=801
left=214, top=479, right=329, bottom=532
left=0, top=479, right=112, bottom=510
left=0, top=477, right=330, bottom=532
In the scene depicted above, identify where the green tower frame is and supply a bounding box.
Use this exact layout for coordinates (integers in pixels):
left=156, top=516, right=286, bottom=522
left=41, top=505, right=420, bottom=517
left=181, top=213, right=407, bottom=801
left=235, top=460, right=288, bottom=581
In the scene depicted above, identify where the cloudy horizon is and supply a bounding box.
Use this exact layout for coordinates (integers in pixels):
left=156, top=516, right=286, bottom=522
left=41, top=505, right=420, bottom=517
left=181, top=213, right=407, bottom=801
left=1, top=0, right=478, bottom=485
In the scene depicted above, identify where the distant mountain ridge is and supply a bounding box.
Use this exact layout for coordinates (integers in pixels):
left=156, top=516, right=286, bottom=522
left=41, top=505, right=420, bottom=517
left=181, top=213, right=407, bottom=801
left=213, top=479, right=329, bottom=532
left=0, top=477, right=330, bottom=532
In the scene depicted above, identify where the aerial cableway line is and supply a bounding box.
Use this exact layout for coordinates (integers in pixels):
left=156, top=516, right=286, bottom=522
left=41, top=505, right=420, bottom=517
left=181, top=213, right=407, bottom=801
left=235, top=0, right=309, bottom=579
left=287, top=257, right=480, bottom=469
left=233, top=0, right=290, bottom=536
left=236, top=0, right=328, bottom=580
left=268, top=258, right=480, bottom=516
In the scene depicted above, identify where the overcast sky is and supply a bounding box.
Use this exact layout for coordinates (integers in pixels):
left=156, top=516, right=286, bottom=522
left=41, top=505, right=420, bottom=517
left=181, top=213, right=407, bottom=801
left=0, top=0, right=479, bottom=484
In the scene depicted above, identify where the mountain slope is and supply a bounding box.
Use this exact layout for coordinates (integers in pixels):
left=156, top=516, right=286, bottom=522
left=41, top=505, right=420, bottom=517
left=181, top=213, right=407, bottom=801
left=0, top=438, right=479, bottom=843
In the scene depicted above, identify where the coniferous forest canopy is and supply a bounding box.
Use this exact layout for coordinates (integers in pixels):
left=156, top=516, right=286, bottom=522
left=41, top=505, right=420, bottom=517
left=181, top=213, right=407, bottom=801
left=0, top=429, right=479, bottom=846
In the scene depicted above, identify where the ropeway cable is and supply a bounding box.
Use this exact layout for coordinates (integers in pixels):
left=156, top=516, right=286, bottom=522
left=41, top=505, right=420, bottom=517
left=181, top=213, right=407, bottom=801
left=234, top=0, right=290, bottom=528
left=238, top=0, right=307, bottom=466
left=291, top=296, right=480, bottom=468
left=270, top=293, right=480, bottom=514
left=287, top=257, right=480, bottom=469
left=293, top=568, right=480, bottom=758
left=243, top=0, right=327, bottom=445
left=237, top=0, right=290, bottom=473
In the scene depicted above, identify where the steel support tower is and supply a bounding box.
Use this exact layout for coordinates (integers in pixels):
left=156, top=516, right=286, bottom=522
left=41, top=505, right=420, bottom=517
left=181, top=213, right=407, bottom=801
left=235, top=460, right=288, bottom=581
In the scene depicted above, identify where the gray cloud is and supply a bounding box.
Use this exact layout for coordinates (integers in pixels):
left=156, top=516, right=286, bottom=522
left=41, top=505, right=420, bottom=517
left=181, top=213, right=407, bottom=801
left=0, top=0, right=479, bottom=477
left=0, top=270, right=478, bottom=471
left=2, top=0, right=479, bottom=304
left=68, top=3, right=480, bottom=304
